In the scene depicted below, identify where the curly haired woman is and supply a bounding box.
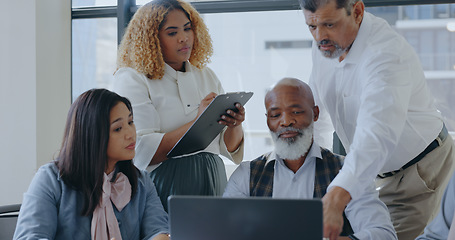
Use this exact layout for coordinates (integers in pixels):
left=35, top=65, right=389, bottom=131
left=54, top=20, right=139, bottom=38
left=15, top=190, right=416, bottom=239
left=112, top=0, right=245, bottom=211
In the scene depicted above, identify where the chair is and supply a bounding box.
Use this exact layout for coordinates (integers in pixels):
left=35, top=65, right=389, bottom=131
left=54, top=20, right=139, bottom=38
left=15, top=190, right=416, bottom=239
left=0, top=204, right=21, bottom=240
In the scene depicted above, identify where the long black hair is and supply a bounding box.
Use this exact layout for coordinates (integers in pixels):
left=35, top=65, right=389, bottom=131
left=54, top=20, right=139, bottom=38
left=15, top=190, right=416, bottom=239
left=56, top=88, right=138, bottom=216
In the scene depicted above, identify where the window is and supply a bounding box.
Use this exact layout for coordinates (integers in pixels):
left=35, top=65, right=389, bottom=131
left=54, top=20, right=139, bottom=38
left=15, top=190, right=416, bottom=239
left=435, top=4, right=450, bottom=18
left=419, top=5, right=432, bottom=19
left=203, top=10, right=312, bottom=160
left=136, top=0, right=231, bottom=4
left=72, top=18, right=117, bottom=102
left=72, top=2, right=455, bottom=165
left=402, top=5, right=417, bottom=20
left=73, top=0, right=117, bottom=8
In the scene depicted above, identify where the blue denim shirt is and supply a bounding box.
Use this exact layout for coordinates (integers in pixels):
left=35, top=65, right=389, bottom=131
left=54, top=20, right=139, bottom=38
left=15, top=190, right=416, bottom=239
left=14, top=163, right=169, bottom=240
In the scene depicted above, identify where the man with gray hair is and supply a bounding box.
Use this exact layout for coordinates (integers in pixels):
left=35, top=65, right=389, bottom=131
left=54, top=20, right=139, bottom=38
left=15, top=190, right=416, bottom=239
left=300, top=0, right=455, bottom=239
left=224, top=78, right=397, bottom=240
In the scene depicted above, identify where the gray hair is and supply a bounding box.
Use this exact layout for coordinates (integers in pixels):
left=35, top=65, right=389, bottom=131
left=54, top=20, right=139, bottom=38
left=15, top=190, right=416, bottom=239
left=299, top=0, right=361, bottom=15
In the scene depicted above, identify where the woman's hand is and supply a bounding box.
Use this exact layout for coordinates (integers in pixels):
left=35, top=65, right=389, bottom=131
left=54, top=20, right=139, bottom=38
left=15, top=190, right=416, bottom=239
left=197, top=92, right=217, bottom=117
left=219, top=103, right=245, bottom=128
left=151, top=92, right=218, bottom=165
left=221, top=102, right=245, bottom=153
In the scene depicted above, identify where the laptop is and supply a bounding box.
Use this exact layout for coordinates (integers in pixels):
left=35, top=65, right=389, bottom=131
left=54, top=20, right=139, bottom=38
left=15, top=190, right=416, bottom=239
left=168, top=195, right=322, bottom=240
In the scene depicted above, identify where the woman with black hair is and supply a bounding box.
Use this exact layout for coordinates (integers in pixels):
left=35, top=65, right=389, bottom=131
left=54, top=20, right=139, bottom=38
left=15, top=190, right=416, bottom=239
left=13, top=89, right=169, bottom=240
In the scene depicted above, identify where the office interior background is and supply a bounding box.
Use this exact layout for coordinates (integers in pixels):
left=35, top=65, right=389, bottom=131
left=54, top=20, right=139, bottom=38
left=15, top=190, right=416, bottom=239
left=1, top=0, right=455, bottom=206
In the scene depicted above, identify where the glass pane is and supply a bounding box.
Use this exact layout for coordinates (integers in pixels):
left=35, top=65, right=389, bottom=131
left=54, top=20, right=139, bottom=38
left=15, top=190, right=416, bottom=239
left=71, top=3, right=455, bottom=167
left=419, top=5, right=432, bottom=19
left=403, top=5, right=417, bottom=20
left=368, top=6, right=398, bottom=25
left=72, top=18, right=117, bottom=102
left=420, top=30, right=434, bottom=70
left=435, top=30, right=449, bottom=70
left=203, top=10, right=311, bottom=161
left=452, top=33, right=455, bottom=70
left=136, top=0, right=256, bottom=4
left=73, top=0, right=116, bottom=8
left=435, top=4, right=449, bottom=18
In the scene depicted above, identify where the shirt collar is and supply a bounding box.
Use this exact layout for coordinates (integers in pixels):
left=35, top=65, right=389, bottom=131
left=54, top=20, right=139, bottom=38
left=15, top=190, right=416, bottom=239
left=164, top=61, right=200, bottom=114
left=341, top=11, right=373, bottom=65
left=163, top=61, right=192, bottom=80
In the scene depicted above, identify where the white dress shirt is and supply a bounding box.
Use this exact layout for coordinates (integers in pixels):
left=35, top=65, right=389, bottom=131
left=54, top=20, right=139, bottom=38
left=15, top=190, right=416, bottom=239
left=310, top=12, right=443, bottom=199
left=224, top=142, right=397, bottom=239
left=111, top=63, right=242, bottom=171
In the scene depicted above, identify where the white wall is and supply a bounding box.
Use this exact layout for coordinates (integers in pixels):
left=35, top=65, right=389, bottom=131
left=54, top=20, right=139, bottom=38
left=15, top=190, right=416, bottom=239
left=0, top=0, right=71, bottom=205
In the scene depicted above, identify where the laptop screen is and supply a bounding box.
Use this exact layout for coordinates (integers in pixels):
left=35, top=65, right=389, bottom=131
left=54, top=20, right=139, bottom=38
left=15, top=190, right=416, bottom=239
left=168, top=195, right=322, bottom=240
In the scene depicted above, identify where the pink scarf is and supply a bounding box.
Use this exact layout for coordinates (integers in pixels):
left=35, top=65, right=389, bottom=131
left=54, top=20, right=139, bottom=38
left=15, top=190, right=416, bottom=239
left=91, top=171, right=132, bottom=240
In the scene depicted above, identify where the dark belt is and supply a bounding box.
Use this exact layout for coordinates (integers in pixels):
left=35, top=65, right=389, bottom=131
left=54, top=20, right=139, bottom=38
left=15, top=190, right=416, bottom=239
left=377, top=124, right=448, bottom=179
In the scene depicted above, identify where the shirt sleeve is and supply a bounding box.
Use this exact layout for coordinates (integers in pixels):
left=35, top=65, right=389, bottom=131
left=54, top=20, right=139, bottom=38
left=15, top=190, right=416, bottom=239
left=139, top=171, right=170, bottom=239
left=111, top=68, right=164, bottom=170
left=14, top=165, right=60, bottom=240
left=223, top=162, right=250, bottom=197
left=329, top=49, right=415, bottom=199
left=416, top=173, right=455, bottom=240
left=206, top=67, right=245, bottom=164
left=344, top=183, right=397, bottom=240
left=218, top=127, right=245, bottom=164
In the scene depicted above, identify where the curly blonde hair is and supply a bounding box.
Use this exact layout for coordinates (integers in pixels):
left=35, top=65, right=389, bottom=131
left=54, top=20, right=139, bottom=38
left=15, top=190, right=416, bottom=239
left=116, top=0, right=213, bottom=79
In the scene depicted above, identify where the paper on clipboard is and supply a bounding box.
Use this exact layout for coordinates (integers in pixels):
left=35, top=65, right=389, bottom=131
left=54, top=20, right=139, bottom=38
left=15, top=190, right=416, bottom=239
left=167, top=91, right=253, bottom=158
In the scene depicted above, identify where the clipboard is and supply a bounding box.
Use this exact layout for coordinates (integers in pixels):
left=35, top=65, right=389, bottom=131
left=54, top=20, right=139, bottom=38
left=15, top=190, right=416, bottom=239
left=167, top=91, right=253, bottom=158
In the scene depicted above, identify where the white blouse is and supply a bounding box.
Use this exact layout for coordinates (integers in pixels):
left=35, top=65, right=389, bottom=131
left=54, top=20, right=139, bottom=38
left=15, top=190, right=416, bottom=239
left=111, top=62, right=243, bottom=171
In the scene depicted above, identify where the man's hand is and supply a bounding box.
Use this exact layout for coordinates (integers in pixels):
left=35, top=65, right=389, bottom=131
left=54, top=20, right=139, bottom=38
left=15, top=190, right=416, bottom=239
left=321, top=186, right=352, bottom=240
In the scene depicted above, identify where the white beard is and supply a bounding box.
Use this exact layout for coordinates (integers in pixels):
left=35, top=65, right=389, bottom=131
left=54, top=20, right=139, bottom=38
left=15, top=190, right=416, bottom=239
left=318, top=40, right=348, bottom=59
left=270, top=123, right=314, bottom=161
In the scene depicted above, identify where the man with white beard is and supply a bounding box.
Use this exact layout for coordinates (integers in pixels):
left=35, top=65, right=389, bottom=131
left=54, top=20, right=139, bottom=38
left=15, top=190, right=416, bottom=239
left=223, top=78, right=397, bottom=240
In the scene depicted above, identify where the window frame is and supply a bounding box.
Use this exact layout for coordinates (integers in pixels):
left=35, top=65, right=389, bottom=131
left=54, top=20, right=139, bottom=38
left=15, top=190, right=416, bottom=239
left=71, top=0, right=455, bottom=153
left=72, top=0, right=455, bottom=44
